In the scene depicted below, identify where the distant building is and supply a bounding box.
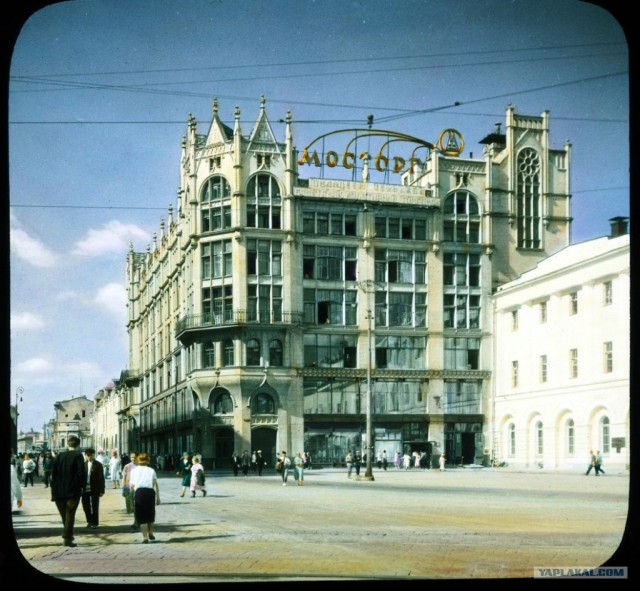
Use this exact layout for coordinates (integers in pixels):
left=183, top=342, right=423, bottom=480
left=118, top=98, right=573, bottom=469
left=17, top=430, right=44, bottom=455
left=91, top=381, right=121, bottom=453
left=492, top=218, right=629, bottom=470
left=50, top=395, right=93, bottom=451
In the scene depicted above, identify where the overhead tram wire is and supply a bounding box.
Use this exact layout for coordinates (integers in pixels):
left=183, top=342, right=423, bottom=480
left=10, top=204, right=167, bottom=211
left=11, top=40, right=625, bottom=79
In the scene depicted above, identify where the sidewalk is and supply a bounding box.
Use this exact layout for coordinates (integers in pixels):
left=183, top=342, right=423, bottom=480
left=7, top=467, right=631, bottom=582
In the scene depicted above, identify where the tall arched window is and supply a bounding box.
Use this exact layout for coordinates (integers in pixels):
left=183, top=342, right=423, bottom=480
left=252, top=393, right=275, bottom=414
left=200, top=175, right=232, bottom=232
left=223, top=340, right=234, bottom=367
left=246, top=174, right=281, bottom=229
left=443, top=191, right=480, bottom=243
left=516, top=148, right=541, bottom=249
left=600, top=416, right=610, bottom=454
left=508, top=423, right=516, bottom=456
left=247, top=339, right=261, bottom=366
left=566, top=418, right=575, bottom=456
left=269, top=339, right=283, bottom=366
left=535, top=420, right=544, bottom=455
left=212, top=392, right=233, bottom=414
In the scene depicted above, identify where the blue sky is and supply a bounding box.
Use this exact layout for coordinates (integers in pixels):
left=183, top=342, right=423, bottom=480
left=8, top=0, right=629, bottom=434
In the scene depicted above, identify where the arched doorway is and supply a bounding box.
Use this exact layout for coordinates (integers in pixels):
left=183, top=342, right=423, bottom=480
left=251, top=427, right=277, bottom=468
left=212, top=427, right=234, bottom=469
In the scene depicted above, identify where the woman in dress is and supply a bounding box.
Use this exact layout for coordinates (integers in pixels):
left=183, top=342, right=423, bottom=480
left=177, top=453, right=192, bottom=497
left=294, top=452, right=305, bottom=486
left=189, top=455, right=207, bottom=497
left=109, top=451, right=122, bottom=489
left=129, top=452, right=160, bottom=543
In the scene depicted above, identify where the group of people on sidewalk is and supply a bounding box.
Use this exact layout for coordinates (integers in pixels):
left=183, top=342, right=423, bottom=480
left=585, top=450, right=605, bottom=476
left=12, top=437, right=162, bottom=547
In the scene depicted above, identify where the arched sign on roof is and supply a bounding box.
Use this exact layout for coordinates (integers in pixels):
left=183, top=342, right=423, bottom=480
left=297, top=128, right=463, bottom=181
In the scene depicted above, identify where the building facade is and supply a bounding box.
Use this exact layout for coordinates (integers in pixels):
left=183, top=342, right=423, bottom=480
left=50, top=395, right=94, bottom=452
left=492, top=219, right=630, bottom=471
left=120, top=98, right=571, bottom=469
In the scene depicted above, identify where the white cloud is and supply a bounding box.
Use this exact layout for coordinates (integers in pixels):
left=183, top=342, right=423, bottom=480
left=72, top=221, right=151, bottom=257
left=10, top=224, right=58, bottom=268
left=94, top=282, right=127, bottom=317
left=15, top=357, right=55, bottom=374
left=11, top=312, right=45, bottom=331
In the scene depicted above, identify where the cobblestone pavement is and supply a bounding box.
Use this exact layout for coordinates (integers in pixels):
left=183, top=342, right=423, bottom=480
left=6, top=466, right=631, bottom=583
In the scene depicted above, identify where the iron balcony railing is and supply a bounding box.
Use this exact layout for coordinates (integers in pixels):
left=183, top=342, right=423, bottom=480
left=176, top=309, right=303, bottom=334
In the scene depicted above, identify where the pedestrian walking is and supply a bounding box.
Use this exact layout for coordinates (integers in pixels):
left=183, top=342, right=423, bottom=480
left=121, top=451, right=138, bottom=521
left=251, top=450, right=257, bottom=473
left=231, top=452, right=241, bottom=476
left=240, top=450, right=250, bottom=476
left=11, top=460, right=23, bottom=511
left=81, top=447, right=105, bottom=528
left=395, top=451, right=402, bottom=469
left=402, top=452, right=411, bottom=470
left=177, top=453, right=192, bottom=496
left=42, top=451, right=54, bottom=488
left=345, top=452, right=354, bottom=478
left=109, top=451, right=122, bottom=488
left=439, top=453, right=446, bottom=472
left=585, top=450, right=597, bottom=475
left=256, top=450, right=266, bottom=476
left=50, top=435, right=85, bottom=547
left=129, top=452, right=161, bottom=544
left=96, top=449, right=110, bottom=479
left=22, top=454, right=36, bottom=487
left=294, top=452, right=305, bottom=485
left=354, top=451, right=362, bottom=476
left=276, top=451, right=291, bottom=486
left=190, top=455, right=207, bottom=497
left=594, top=451, right=605, bottom=475
left=304, top=451, right=312, bottom=470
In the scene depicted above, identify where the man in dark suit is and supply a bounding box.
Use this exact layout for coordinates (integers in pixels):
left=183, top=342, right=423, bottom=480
left=81, top=447, right=106, bottom=528
left=51, top=435, right=85, bottom=547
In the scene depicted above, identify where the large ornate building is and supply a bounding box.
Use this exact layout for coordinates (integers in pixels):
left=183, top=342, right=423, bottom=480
left=116, top=98, right=572, bottom=469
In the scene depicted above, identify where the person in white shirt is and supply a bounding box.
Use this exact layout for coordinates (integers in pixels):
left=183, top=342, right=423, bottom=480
left=129, top=452, right=160, bottom=543
left=11, top=461, right=23, bottom=510
left=108, top=451, right=122, bottom=488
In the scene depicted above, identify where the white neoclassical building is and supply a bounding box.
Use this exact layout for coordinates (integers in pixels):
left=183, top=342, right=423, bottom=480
left=492, top=218, right=630, bottom=472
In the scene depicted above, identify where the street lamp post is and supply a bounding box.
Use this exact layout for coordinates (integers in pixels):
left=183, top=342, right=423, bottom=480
left=358, top=280, right=376, bottom=482
left=363, top=309, right=374, bottom=480
left=15, top=386, right=24, bottom=453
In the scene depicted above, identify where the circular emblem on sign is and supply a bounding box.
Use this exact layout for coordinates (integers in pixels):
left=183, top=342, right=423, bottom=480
left=438, top=129, right=464, bottom=157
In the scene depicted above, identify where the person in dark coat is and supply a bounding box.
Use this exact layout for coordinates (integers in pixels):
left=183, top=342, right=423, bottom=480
left=231, top=452, right=241, bottom=476
left=51, top=435, right=85, bottom=547
left=42, top=451, right=54, bottom=488
left=81, top=448, right=106, bottom=528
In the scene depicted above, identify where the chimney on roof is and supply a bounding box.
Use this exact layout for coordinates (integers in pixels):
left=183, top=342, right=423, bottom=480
left=608, top=216, right=629, bottom=238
